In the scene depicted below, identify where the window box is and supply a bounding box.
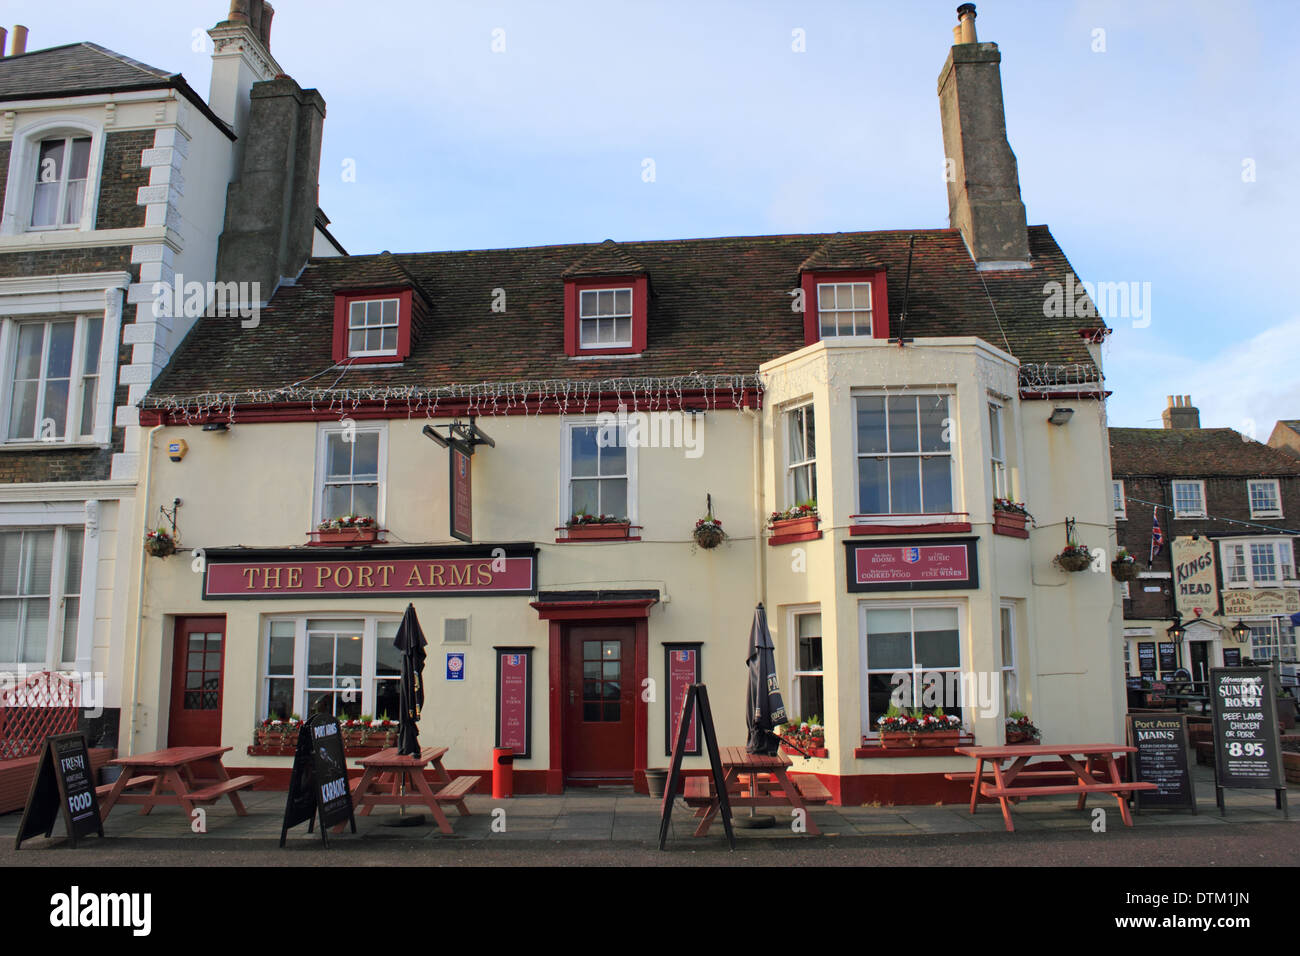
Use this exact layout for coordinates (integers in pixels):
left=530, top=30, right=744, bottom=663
left=992, top=511, right=1028, bottom=538
left=773, top=515, right=819, bottom=537
left=877, top=730, right=962, bottom=750
left=780, top=744, right=829, bottom=759
left=1004, top=730, right=1040, bottom=745
left=308, top=527, right=383, bottom=547
left=560, top=521, right=634, bottom=541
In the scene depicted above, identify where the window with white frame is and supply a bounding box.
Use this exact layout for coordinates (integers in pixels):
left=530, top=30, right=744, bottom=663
left=785, top=403, right=817, bottom=507
left=1113, top=480, right=1126, bottom=520
left=1244, top=620, right=1297, bottom=663
left=1248, top=479, right=1282, bottom=519
left=988, top=401, right=1007, bottom=499
left=817, top=282, right=872, bottom=337
left=0, top=527, right=84, bottom=666
left=855, top=394, right=953, bottom=514
left=263, top=616, right=401, bottom=720
left=862, top=603, right=963, bottom=735
left=999, top=603, right=1018, bottom=718
left=31, top=137, right=92, bottom=229
left=1172, top=480, right=1206, bottom=518
left=790, top=610, right=823, bottom=721
left=1220, top=538, right=1296, bottom=587
left=346, top=298, right=400, bottom=357
left=4, top=315, right=104, bottom=443
left=578, top=288, right=633, bottom=349
left=315, top=423, right=385, bottom=523
left=564, top=420, right=633, bottom=520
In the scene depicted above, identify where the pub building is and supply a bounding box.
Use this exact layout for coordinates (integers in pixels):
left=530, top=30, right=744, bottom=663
left=1112, top=399, right=1300, bottom=691
left=122, top=6, right=1125, bottom=804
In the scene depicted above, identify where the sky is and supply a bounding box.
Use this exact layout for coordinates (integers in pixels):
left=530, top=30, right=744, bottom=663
left=10, top=0, right=1299, bottom=436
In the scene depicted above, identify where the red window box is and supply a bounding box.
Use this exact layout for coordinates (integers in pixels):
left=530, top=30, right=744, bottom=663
left=877, top=730, right=962, bottom=749
left=769, top=516, right=823, bottom=546
left=558, top=522, right=637, bottom=542
left=781, top=744, right=829, bottom=759
left=308, top=527, right=383, bottom=546
left=992, top=511, right=1029, bottom=538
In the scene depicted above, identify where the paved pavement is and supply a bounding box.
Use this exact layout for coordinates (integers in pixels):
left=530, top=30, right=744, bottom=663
left=1, top=765, right=1292, bottom=864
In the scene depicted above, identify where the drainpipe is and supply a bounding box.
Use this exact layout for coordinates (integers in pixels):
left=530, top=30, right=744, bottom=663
left=752, top=396, right=767, bottom=606
left=125, top=424, right=163, bottom=756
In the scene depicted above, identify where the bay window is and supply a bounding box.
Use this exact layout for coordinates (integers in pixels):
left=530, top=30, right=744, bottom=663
left=861, top=603, right=963, bottom=735
left=0, top=527, right=84, bottom=667
left=855, top=393, right=953, bottom=515
left=790, top=609, right=823, bottom=721
left=1220, top=538, right=1296, bottom=587
left=1244, top=619, right=1297, bottom=663
left=261, top=616, right=401, bottom=720
left=988, top=401, right=1006, bottom=499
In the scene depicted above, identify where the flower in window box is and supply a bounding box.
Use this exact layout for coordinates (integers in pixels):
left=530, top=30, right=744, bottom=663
left=993, top=498, right=1030, bottom=517
left=312, top=515, right=381, bottom=545
left=876, top=706, right=961, bottom=748
left=1055, top=544, right=1094, bottom=573
left=693, top=514, right=725, bottom=550
left=1005, top=712, right=1041, bottom=744
left=769, top=502, right=820, bottom=537
left=564, top=512, right=631, bottom=540
left=144, top=527, right=176, bottom=557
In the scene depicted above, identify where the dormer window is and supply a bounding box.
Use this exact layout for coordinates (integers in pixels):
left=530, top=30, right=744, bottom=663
left=799, top=270, right=889, bottom=346
left=580, top=288, right=633, bottom=349
left=332, top=288, right=423, bottom=365
left=817, top=282, right=872, bottom=337
left=563, top=275, right=648, bottom=356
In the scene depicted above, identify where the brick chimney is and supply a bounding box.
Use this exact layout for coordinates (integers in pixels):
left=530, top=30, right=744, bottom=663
left=1162, top=395, right=1200, bottom=430
left=937, top=4, right=1031, bottom=268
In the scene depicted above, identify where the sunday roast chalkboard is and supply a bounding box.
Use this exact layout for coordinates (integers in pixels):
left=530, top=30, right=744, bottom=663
left=14, top=733, right=104, bottom=849
left=1126, top=715, right=1196, bottom=812
left=1208, top=667, right=1287, bottom=817
left=280, top=712, right=356, bottom=847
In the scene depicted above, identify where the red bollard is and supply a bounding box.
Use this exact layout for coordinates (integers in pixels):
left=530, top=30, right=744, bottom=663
left=492, top=747, right=514, bottom=798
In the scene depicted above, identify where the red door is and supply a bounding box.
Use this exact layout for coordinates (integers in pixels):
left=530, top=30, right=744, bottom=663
left=564, top=625, right=635, bottom=784
left=168, top=617, right=226, bottom=747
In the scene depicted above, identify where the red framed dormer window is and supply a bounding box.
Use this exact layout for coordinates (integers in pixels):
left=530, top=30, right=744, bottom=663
left=564, top=275, right=648, bottom=356
left=800, top=270, right=889, bottom=347
left=332, top=288, right=417, bottom=364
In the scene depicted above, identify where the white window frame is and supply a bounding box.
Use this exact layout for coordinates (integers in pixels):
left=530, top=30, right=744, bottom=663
left=313, top=421, right=387, bottom=527
left=0, top=519, right=92, bottom=670
left=1247, top=479, right=1282, bottom=520
left=1219, top=537, right=1297, bottom=588
left=1172, top=480, right=1206, bottom=519
left=559, top=417, right=638, bottom=525
left=988, top=399, right=1007, bottom=500
left=784, top=401, right=817, bottom=509
left=577, top=287, right=634, bottom=350
left=853, top=390, right=957, bottom=517
left=260, top=614, right=404, bottom=720
left=859, top=599, right=966, bottom=738
left=1242, top=618, right=1298, bottom=664
left=786, top=604, right=823, bottom=722
left=999, top=601, right=1018, bottom=719
left=1, top=118, right=106, bottom=235
left=816, top=281, right=872, bottom=337
left=1113, top=480, right=1127, bottom=520
left=345, top=297, right=401, bottom=358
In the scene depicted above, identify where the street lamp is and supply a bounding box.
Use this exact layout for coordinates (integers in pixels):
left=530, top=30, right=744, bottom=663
left=1230, top=619, right=1250, bottom=643
left=1166, top=617, right=1186, bottom=643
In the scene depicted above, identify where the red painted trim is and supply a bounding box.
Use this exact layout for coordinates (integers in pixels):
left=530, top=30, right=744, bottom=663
left=1078, top=327, right=1111, bottom=342
left=564, top=275, right=648, bottom=356
left=633, top=619, right=648, bottom=792
left=139, top=387, right=763, bottom=427
left=853, top=745, right=965, bottom=758
left=800, top=269, right=890, bottom=347
left=531, top=599, right=656, bottom=621
left=1019, top=389, right=1112, bottom=400
left=332, top=288, right=415, bottom=364
left=547, top=621, right=564, bottom=794
left=992, top=524, right=1030, bottom=539
left=850, top=522, right=972, bottom=536
left=768, top=530, right=823, bottom=547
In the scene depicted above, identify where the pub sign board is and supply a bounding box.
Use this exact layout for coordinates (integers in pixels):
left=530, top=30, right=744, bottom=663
left=1126, top=715, right=1196, bottom=812
left=845, top=537, right=978, bottom=592
left=203, top=544, right=538, bottom=600
left=280, top=713, right=356, bottom=847
left=495, top=647, right=532, bottom=759
left=450, top=446, right=472, bottom=543
left=663, top=644, right=702, bottom=757
left=1208, top=667, right=1284, bottom=792
left=1137, top=642, right=1157, bottom=677
left=15, top=733, right=104, bottom=849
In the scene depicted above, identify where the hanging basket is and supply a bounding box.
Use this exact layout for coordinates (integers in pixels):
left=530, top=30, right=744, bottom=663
left=1111, top=559, right=1141, bottom=582
left=694, top=523, right=724, bottom=550
left=144, top=534, right=176, bottom=558
left=1056, top=551, right=1092, bottom=573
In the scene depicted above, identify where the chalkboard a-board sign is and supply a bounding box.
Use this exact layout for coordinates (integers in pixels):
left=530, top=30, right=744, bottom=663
left=15, top=733, right=104, bottom=849
left=1126, top=715, right=1196, bottom=812
left=1208, top=667, right=1288, bottom=817
left=280, top=712, right=356, bottom=847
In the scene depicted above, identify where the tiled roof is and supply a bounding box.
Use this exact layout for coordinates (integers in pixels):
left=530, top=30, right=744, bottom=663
left=560, top=239, right=646, bottom=278
left=798, top=233, right=887, bottom=272
left=0, top=42, right=232, bottom=137
left=145, top=225, right=1102, bottom=405
left=1110, top=427, right=1300, bottom=478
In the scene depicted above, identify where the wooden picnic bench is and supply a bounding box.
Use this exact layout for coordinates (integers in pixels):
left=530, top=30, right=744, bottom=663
left=97, top=746, right=263, bottom=821
left=687, top=746, right=828, bottom=837
left=341, top=746, right=477, bottom=835
left=946, top=743, right=1157, bottom=832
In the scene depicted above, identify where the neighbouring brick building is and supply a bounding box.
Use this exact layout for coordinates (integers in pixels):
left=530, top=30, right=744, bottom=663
left=1112, top=397, right=1300, bottom=691
left=0, top=1, right=341, bottom=754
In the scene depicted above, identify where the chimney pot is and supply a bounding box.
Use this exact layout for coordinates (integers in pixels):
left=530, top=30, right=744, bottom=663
left=957, top=4, right=978, bottom=44
left=0, top=27, right=8, bottom=58
left=12, top=24, right=27, bottom=55
left=1162, top=396, right=1200, bottom=429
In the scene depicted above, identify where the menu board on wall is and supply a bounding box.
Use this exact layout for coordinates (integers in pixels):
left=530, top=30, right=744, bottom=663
left=1158, top=643, right=1178, bottom=675
left=844, top=538, right=979, bottom=592
left=1209, top=668, right=1284, bottom=791
left=495, top=647, right=532, bottom=759
left=1222, top=648, right=1242, bottom=667
left=664, top=644, right=701, bottom=756
left=1127, top=715, right=1196, bottom=812
left=1138, top=643, right=1157, bottom=676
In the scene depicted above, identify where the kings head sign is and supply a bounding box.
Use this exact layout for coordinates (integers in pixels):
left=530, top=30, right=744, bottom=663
left=1172, top=536, right=1217, bottom=618
left=203, top=545, right=538, bottom=599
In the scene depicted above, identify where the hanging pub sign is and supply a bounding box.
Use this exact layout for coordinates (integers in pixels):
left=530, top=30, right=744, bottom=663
left=495, top=647, right=532, bottom=759
left=1208, top=667, right=1287, bottom=817
left=15, top=733, right=104, bottom=849
left=1137, top=642, right=1157, bottom=677
left=203, top=544, right=537, bottom=599
left=844, top=537, right=978, bottom=592
left=280, top=712, right=356, bottom=847
left=1171, top=536, right=1217, bottom=618
left=423, top=419, right=494, bottom=544
left=1126, top=715, right=1196, bottom=812
left=663, top=643, right=702, bottom=756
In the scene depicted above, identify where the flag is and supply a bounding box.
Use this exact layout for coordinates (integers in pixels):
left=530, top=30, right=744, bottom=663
left=1148, top=508, right=1164, bottom=568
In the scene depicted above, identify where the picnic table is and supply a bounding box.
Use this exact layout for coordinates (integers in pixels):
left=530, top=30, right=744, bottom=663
left=342, top=746, right=476, bottom=835
left=946, top=744, right=1157, bottom=832
left=97, top=746, right=263, bottom=820
left=682, top=745, right=831, bottom=837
